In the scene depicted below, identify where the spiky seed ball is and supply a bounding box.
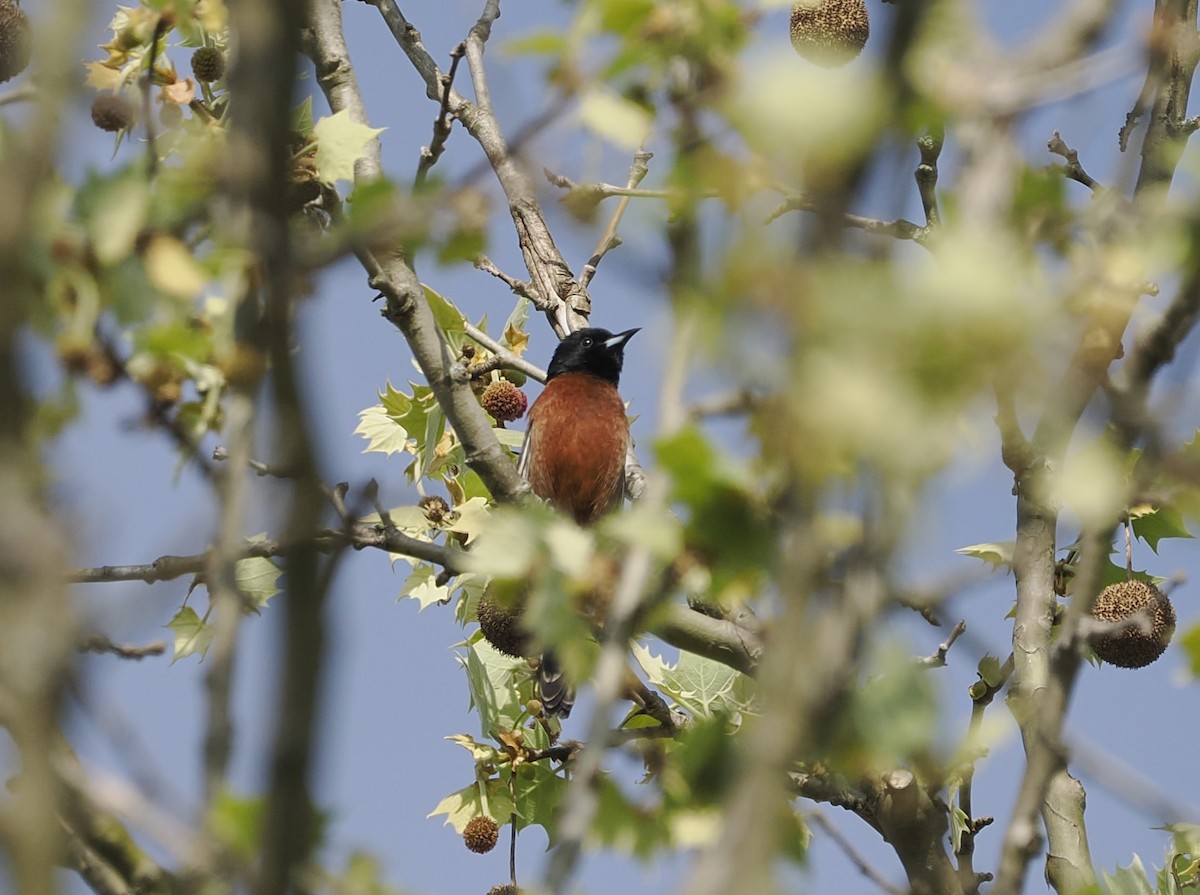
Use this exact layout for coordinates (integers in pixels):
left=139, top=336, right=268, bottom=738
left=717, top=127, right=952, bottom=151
left=91, top=94, right=134, bottom=132
left=487, top=886, right=520, bottom=895
left=1088, top=579, right=1176, bottom=669
left=191, top=46, right=226, bottom=83
left=420, top=495, right=451, bottom=526
left=481, top=379, right=528, bottom=423
left=476, top=593, right=529, bottom=659
left=463, top=816, right=500, bottom=854
left=0, top=0, right=31, bottom=84
left=790, top=0, right=869, bottom=67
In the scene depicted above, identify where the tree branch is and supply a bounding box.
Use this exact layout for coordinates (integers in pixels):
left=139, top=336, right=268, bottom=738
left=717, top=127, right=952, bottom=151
left=303, top=0, right=526, bottom=506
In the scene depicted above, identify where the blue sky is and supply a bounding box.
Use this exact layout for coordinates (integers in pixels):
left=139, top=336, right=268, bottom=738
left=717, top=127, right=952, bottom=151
left=25, top=1, right=1200, bottom=893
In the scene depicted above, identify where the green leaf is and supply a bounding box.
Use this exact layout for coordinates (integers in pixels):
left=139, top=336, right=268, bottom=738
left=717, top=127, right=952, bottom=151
left=356, top=382, right=431, bottom=458
left=313, top=109, right=385, bottom=184
left=463, top=638, right=534, bottom=739
left=1102, top=856, right=1155, bottom=895
left=956, top=541, right=1014, bottom=570
left=167, top=605, right=213, bottom=662
left=1181, top=623, right=1200, bottom=678
left=579, top=86, right=653, bottom=150
left=79, top=167, right=151, bottom=265
left=631, top=642, right=751, bottom=719
left=1129, top=503, right=1194, bottom=553
left=511, top=762, right=568, bottom=834
left=292, top=96, right=314, bottom=137
left=428, top=778, right=514, bottom=834
left=354, top=404, right=411, bottom=456
left=503, top=30, right=569, bottom=56
left=422, top=285, right=467, bottom=339
left=445, top=497, right=491, bottom=546
left=235, top=546, right=280, bottom=609
left=588, top=775, right=670, bottom=857
left=502, top=297, right=531, bottom=354
left=208, top=790, right=264, bottom=858
left=399, top=564, right=452, bottom=610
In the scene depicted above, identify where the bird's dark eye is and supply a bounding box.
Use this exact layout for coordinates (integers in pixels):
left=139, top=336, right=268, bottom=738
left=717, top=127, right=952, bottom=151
left=581, top=337, right=593, bottom=347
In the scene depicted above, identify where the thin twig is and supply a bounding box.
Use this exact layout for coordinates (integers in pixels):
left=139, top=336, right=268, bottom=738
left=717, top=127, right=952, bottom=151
left=66, top=524, right=462, bottom=584
left=809, top=807, right=908, bottom=895
left=473, top=255, right=537, bottom=301
left=415, top=42, right=465, bottom=189
left=0, top=83, right=36, bottom=106
left=916, top=619, right=967, bottom=667
left=79, top=635, right=166, bottom=660
left=463, top=320, right=547, bottom=383
left=580, top=149, right=654, bottom=289
left=1047, top=130, right=1104, bottom=192
left=916, top=125, right=944, bottom=230
left=765, top=195, right=932, bottom=245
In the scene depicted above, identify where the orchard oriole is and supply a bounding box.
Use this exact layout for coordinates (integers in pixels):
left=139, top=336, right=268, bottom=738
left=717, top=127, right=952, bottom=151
left=517, top=326, right=639, bottom=716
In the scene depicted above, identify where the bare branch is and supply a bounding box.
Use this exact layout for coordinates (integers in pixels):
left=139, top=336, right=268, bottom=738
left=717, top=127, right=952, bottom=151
left=67, top=524, right=464, bottom=586
left=916, top=619, right=966, bottom=668
left=414, top=42, right=465, bottom=189
left=580, top=149, right=654, bottom=289
left=809, top=807, right=907, bottom=895
left=303, top=0, right=526, bottom=505
left=79, top=635, right=166, bottom=661
left=1047, top=130, right=1104, bottom=192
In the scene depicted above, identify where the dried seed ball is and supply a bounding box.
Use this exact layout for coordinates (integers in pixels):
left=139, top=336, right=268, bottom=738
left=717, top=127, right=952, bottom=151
left=0, top=0, right=31, bottom=84
left=481, top=379, right=528, bottom=423
left=487, top=886, right=520, bottom=895
left=91, top=94, right=135, bottom=132
left=419, top=495, right=451, bottom=526
left=191, top=46, right=226, bottom=83
left=463, top=815, right=500, bottom=854
left=476, top=591, right=529, bottom=659
left=790, top=0, right=869, bottom=67
left=1088, top=580, right=1176, bottom=669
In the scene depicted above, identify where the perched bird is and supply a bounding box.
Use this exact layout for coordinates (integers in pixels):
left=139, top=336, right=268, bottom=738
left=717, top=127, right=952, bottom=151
left=518, top=326, right=639, bottom=716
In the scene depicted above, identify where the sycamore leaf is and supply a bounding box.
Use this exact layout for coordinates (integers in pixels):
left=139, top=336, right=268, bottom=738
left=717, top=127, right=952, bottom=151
left=446, top=497, right=491, bottom=545
left=354, top=404, right=412, bottom=457
left=578, top=86, right=652, bottom=150
left=463, top=638, right=532, bottom=738
left=313, top=110, right=385, bottom=184
left=235, top=548, right=281, bottom=609
left=208, top=790, right=264, bottom=858
left=511, top=762, right=568, bottom=833
left=1129, top=503, right=1194, bottom=553
left=428, top=778, right=514, bottom=833
left=167, top=606, right=213, bottom=662
left=399, top=564, right=452, bottom=610
left=1102, top=856, right=1155, bottom=895
left=88, top=174, right=150, bottom=265
left=85, top=63, right=125, bottom=91
left=144, top=235, right=209, bottom=299
left=1181, top=623, right=1200, bottom=678
left=503, top=298, right=531, bottom=355
left=632, top=642, right=750, bottom=718
left=445, top=733, right=499, bottom=764
left=422, top=285, right=466, bottom=338
left=292, top=96, right=314, bottom=137
left=956, top=541, right=1014, bottom=570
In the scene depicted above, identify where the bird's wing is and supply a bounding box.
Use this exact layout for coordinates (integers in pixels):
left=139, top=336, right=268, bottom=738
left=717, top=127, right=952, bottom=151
left=516, top=412, right=535, bottom=482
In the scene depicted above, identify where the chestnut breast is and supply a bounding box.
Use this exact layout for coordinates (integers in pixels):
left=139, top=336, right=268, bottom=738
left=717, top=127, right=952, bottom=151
left=522, top=372, right=629, bottom=526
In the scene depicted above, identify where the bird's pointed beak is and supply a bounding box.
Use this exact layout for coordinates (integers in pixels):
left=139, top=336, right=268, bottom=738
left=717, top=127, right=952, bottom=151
left=604, top=328, right=640, bottom=350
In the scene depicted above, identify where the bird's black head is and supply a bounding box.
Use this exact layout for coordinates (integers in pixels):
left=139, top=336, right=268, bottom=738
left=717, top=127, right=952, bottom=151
left=546, top=327, right=639, bottom=384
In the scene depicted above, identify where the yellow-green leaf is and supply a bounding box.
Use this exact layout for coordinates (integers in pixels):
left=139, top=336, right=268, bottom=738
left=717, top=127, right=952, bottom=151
left=313, top=109, right=385, bottom=184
